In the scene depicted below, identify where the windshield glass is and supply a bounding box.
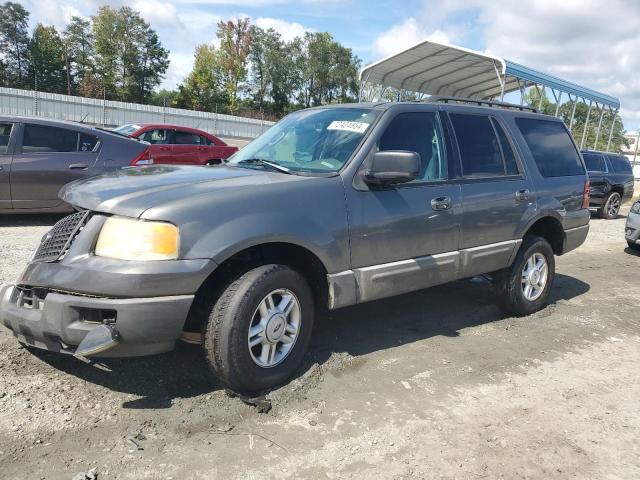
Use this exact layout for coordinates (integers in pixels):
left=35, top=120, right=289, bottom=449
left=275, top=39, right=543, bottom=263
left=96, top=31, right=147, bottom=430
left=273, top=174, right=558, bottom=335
left=114, top=124, right=141, bottom=136
left=229, top=107, right=380, bottom=173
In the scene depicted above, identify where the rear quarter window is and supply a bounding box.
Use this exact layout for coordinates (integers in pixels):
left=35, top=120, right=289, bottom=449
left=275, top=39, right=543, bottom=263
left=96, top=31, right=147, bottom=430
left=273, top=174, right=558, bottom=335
left=515, top=118, right=585, bottom=177
left=608, top=155, right=632, bottom=174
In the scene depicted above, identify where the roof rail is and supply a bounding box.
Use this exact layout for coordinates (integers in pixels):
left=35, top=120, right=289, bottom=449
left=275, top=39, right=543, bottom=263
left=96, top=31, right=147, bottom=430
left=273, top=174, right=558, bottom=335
left=426, top=95, right=538, bottom=113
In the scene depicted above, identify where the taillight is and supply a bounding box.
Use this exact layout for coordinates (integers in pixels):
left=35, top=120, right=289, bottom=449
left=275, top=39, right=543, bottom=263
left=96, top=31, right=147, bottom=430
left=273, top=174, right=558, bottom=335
left=130, top=147, right=154, bottom=166
left=582, top=180, right=590, bottom=208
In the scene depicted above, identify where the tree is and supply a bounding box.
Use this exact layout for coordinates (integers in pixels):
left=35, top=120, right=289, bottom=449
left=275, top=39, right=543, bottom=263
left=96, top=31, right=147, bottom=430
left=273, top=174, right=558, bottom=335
left=176, top=43, right=228, bottom=111
left=63, top=16, right=94, bottom=95
left=28, top=24, right=66, bottom=93
left=92, top=6, right=169, bottom=102
left=248, top=26, right=298, bottom=116
left=217, top=18, right=252, bottom=113
left=293, top=32, right=360, bottom=108
left=0, top=1, right=30, bottom=88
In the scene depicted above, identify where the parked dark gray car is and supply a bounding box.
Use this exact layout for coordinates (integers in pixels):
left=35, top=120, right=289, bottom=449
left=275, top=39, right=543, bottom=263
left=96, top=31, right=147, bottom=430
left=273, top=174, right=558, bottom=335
left=0, top=116, right=149, bottom=213
left=0, top=99, right=591, bottom=392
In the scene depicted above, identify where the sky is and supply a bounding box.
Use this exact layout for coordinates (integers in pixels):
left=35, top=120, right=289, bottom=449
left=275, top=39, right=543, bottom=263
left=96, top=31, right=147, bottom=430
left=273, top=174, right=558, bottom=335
left=15, top=0, right=640, bottom=130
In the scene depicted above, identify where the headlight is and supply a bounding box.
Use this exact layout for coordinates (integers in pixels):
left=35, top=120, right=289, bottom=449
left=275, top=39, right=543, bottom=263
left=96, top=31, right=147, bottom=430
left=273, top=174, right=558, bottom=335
left=95, top=217, right=180, bottom=261
left=631, top=201, right=640, bottom=215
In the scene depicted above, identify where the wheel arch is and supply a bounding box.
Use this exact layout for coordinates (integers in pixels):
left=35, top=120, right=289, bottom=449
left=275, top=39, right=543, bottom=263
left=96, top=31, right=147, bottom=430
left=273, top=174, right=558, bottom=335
left=184, top=241, right=329, bottom=333
left=522, top=215, right=565, bottom=256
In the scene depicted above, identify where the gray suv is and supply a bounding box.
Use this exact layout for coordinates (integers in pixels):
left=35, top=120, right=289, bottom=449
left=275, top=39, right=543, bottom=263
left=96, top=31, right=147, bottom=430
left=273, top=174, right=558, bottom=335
left=0, top=99, right=590, bottom=392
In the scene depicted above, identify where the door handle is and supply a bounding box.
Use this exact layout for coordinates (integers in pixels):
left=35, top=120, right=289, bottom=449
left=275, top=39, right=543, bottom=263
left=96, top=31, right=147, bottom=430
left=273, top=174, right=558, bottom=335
left=69, top=163, right=88, bottom=170
left=160, top=146, right=170, bottom=151
left=515, top=189, right=530, bottom=201
left=431, top=196, right=451, bottom=211
left=0, top=166, right=3, bottom=171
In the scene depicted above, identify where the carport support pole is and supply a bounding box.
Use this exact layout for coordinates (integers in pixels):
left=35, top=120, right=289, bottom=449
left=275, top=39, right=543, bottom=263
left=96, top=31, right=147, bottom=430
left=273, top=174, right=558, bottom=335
left=553, top=90, right=562, bottom=117
left=593, top=106, right=605, bottom=150
left=605, top=108, right=618, bottom=152
left=568, top=95, right=578, bottom=131
left=580, top=100, right=593, bottom=150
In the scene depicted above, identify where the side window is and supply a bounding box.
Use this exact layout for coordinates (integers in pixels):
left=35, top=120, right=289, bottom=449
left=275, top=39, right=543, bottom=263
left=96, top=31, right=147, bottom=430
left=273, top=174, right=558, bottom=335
left=0, top=123, right=13, bottom=154
left=515, top=118, right=584, bottom=177
left=200, top=136, right=210, bottom=145
left=141, top=129, right=170, bottom=144
left=491, top=119, right=520, bottom=175
left=450, top=113, right=504, bottom=177
left=378, top=112, right=446, bottom=181
left=79, top=133, right=99, bottom=152
left=22, top=124, right=78, bottom=153
left=583, top=153, right=606, bottom=172
left=174, top=131, right=202, bottom=145
left=609, top=155, right=632, bottom=174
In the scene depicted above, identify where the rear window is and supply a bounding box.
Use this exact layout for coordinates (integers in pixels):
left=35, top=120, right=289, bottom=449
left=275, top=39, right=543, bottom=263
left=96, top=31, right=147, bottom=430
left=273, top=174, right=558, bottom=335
left=583, top=153, right=606, bottom=172
left=516, top=118, right=584, bottom=177
left=450, top=114, right=507, bottom=177
left=608, top=155, right=632, bottom=174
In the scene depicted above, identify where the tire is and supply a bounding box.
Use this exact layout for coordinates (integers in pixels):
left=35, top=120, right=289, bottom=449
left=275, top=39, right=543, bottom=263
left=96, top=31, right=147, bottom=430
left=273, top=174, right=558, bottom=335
left=205, top=159, right=222, bottom=166
left=494, top=236, right=555, bottom=317
left=598, top=191, right=621, bottom=219
left=628, top=241, right=640, bottom=251
left=203, top=264, right=314, bottom=393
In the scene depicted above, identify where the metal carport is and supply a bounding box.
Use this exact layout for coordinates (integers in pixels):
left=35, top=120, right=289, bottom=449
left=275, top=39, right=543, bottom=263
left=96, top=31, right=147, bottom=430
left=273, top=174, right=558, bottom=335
left=359, top=40, right=621, bottom=151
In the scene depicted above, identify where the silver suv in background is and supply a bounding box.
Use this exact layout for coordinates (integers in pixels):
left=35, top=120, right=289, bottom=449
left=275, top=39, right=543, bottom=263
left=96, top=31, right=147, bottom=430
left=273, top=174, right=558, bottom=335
left=1, top=99, right=591, bottom=392
left=0, top=116, right=148, bottom=213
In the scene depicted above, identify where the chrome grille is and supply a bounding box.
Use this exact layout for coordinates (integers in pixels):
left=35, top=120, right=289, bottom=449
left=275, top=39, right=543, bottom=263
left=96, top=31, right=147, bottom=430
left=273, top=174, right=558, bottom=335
left=31, top=211, right=90, bottom=263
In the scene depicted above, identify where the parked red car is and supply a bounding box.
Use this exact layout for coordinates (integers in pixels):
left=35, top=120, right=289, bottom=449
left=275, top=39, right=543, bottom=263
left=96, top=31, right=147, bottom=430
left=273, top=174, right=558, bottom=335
left=114, top=124, right=239, bottom=166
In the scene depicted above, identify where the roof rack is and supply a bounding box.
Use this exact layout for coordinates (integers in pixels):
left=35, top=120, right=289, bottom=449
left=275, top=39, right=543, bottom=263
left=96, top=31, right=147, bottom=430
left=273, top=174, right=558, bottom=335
left=427, top=96, right=538, bottom=113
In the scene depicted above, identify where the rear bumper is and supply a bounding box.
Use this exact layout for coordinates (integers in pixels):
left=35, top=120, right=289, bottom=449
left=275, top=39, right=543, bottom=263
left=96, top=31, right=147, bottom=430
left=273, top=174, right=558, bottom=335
left=563, top=224, right=589, bottom=254
left=0, top=284, right=194, bottom=357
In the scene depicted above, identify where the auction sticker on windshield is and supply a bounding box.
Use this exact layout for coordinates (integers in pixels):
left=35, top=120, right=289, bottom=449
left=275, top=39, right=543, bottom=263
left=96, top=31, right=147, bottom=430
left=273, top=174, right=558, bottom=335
left=327, top=121, right=370, bottom=134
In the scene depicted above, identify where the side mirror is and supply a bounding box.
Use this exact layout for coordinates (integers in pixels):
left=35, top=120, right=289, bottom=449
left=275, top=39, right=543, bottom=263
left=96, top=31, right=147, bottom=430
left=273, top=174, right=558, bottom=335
left=363, top=150, right=420, bottom=186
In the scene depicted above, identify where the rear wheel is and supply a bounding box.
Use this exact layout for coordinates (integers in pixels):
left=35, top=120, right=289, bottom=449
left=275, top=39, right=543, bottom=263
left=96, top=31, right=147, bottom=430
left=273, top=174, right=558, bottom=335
left=598, top=192, right=621, bottom=219
left=205, top=159, right=222, bottom=166
left=628, top=240, right=640, bottom=251
left=494, top=236, right=555, bottom=316
left=202, top=264, right=314, bottom=393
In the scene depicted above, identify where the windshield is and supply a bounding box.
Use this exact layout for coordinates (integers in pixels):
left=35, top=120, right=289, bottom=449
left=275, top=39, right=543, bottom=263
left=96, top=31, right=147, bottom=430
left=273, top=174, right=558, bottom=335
left=229, top=107, right=380, bottom=173
left=114, top=124, right=142, bottom=136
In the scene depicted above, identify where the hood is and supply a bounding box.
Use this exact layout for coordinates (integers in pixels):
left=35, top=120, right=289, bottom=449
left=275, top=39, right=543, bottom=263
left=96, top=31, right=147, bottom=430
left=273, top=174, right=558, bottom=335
left=60, top=164, right=305, bottom=218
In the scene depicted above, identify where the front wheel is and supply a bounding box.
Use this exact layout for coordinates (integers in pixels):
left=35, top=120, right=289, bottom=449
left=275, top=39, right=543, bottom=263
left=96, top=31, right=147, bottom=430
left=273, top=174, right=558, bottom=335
left=494, top=236, right=555, bottom=316
left=203, top=264, right=314, bottom=393
left=628, top=240, right=640, bottom=251
left=598, top=192, right=621, bottom=219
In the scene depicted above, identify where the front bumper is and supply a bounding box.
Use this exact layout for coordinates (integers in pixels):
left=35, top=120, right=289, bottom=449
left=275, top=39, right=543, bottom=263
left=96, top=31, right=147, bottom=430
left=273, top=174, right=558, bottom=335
left=625, top=212, right=640, bottom=245
left=0, top=284, right=194, bottom=357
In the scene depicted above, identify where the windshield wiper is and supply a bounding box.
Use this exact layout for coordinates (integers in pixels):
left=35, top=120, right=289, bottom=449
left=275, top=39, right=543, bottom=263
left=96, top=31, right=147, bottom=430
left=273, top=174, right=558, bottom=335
left=236, top=158, right=292, bottom=174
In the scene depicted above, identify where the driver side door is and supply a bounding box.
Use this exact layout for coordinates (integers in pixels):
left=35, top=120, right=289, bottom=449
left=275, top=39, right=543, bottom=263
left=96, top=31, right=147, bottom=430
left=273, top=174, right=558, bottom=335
left=344, top=108, right=462, bottom=303
left=0, top=122, right=15, bottom=209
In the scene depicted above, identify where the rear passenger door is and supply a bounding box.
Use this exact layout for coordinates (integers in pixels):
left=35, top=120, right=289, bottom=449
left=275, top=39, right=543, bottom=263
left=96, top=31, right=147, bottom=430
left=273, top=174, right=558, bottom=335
left=0, top=122, right=16, bottom=209
left=448, top=112, right=534, bottom=278
left=10, top=123, right=100, bottom=209
left=172, top=130, right=206, bottom=165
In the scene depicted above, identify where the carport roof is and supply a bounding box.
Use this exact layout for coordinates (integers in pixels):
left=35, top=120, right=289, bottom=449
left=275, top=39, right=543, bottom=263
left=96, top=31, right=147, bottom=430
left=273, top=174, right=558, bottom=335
left=360, top=40, right=620, bottom=109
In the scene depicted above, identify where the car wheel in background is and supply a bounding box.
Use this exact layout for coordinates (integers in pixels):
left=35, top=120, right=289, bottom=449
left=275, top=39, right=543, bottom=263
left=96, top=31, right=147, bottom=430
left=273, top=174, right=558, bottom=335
left=598, top=192, right=621, bottom=219
left=494, top=235, right=555, bottom=317
left=202, top=264, right=314, bottom=393
left=627, top=240, right=640, bottom=251
left=205, top=159, right=222, bottom=166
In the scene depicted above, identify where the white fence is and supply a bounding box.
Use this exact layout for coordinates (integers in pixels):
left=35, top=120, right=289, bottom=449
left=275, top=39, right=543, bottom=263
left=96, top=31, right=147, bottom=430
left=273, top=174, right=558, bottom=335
left=0, top=87, right=274, bottom=139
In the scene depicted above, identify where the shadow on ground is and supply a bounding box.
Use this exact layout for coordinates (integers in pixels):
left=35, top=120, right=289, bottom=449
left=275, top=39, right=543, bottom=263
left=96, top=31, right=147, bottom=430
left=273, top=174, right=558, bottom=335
left=29, top=273, right=590, bottom=408
left=0, top=213, right=66, bottom=227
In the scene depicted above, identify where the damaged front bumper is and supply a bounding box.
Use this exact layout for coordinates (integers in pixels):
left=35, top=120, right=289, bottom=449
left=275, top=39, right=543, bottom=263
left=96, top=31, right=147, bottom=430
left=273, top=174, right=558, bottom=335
left=0, top=284, right=194, bottom=357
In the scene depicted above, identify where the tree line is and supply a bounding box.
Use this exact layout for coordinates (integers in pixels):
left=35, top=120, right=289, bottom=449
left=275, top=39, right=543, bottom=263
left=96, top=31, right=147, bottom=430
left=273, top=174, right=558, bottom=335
left=0, top=2, right=169, bottom=103
left=0, top=3, right=361, bottom=118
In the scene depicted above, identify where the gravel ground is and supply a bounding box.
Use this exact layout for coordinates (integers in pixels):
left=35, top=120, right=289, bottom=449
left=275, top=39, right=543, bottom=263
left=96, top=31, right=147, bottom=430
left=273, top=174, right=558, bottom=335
left=0, top=208, right=639, bottom=479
